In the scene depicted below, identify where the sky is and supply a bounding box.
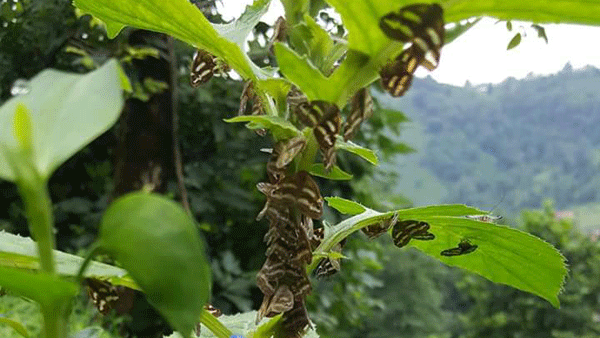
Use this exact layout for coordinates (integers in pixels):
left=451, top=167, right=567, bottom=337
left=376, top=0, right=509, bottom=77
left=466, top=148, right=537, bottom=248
left=217, top=1, right=600, bottom=87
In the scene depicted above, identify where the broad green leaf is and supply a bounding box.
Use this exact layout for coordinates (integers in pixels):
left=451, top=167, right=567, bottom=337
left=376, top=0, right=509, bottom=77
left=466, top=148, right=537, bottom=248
left=309, top=163, right=353, bottom=180
left=73, top=0, right=260, bottom=81
left=224, top=115, right=300, bottom=140
left=280, top=0, right=309, bottom=24
left=311, top=204, right=566, bottom=307
left=97, top=192, right=211, bottom=338
left=288, top=14, right=346, bottom=74
left=0, top=60, right=124, bottom=182
left=274, top=43, right=331, bottom=101
left=444, top=1, right=600, bottom=26
left=507, top=32, right=522, bottom=50
left=323, top=1, right=400, bottom=56
left=0, top=317, right=29, bottom=338
left=0, top=266, right=78, bottom=311
left=336, top=138, right=379, bottom=165
left=406, top=216, right=566, bottom=308
left=213, top=0, right=270, bottom=48
left=325, top=196, right=366, bottom=215
left=0, top=232, right=137, bottom=289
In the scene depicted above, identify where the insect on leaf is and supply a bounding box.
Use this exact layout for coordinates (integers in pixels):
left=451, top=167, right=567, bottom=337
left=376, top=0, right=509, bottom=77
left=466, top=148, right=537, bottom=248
left=378, top=3, right=445, bottom=97
left=190, top=49, right=218, bottom=87
left=295, top=101, right=341, bottom=171
left=343, top=88, right=374, bottom=141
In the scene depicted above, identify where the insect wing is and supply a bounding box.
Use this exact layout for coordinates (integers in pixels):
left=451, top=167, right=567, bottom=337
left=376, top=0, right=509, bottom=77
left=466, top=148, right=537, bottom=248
left=86, top=278, right=121, bottom=315
left=344, top=88, right=374, bottom=141
left=190, top=49, right=217, bottom=87
left=275, top=136, right=307, bottom=169
left=312, top=102, right=341, bottom=171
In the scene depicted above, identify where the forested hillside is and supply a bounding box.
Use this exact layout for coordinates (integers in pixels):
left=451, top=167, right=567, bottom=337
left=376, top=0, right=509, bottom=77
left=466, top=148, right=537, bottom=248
left=376, top=65, right=600, bottom=218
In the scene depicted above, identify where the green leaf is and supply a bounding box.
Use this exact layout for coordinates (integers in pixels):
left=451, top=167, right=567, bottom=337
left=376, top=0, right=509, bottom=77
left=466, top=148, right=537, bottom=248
left=213, top=0, right=271, bottom=49
left=288, top=14, right=345, bottom=74
left=0, top=59, right=124, bottom=182
left=0, top=317, right=30, bottom=338
left=336, top=138, right=379, bottom=165
left=97, top=192, right=211, bottom=338
left=274, top=43, right=331, bottom=101
left=0, top=266, right=78, bottom=311
left=311, top=204, right=566, bottom=307
left=323, top=1, right=398, bottom=56
left=407, top=216, right=566, bottom=308
left=445, top=1, right=600, bottom=26
left=73, top=0, right=261, bottom=81
left=0, top=232, right=137, bottom=290
left=507, top=33, right=522, bottom=50
left=224, top=115, right=300, bottom=140
left=309, top=163, right=353, bottom=180
left=325, top=196, right=366, bottom=215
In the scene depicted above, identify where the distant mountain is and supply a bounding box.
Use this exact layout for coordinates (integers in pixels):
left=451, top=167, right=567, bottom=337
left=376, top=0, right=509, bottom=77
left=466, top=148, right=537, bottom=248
left=374, top=65, right=600, bottom=215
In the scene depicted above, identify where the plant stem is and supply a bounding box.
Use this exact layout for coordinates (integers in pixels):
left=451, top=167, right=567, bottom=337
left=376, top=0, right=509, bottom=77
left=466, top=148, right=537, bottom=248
left=17, top=175, right=56, bottom=274
left=8, top=152, right=66, bottom=338
left=41, top=305, right=69, bottom=338
left=199, top=308, right=232, bottom=338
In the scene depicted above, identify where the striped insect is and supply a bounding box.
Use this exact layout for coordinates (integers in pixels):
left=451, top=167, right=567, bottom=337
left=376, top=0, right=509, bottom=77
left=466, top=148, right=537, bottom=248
left=440, top=239, right=478, bottom=256
left=391, top=219, right=435, bottom=248
left=85, top=278, right=134, bottom=315
left=311, top=226, right=347, bottom=279
left=257, top=171, right=323, bottom=221
left=258, top=284, right=295, bottom=321
left=238, top=81, right=267, bottom=136
left=190, top=49, right=230, bottom=87
left=265, top=136, right=307, bottom=183
left=362, top=212, right=399, bottom=239
left=343, top=88, right=374, bottom=141
left=295, top=100, right=341, bottom=171
left=379, top=4, right=444, bottom=47
left=378, top=3, right=445, bottom=97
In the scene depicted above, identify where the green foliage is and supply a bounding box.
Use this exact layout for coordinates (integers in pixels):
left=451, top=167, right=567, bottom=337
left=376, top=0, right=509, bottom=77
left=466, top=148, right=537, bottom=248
left=506, top=32, right=521, bottom=49
left=324, top=197, right=366, bottom=215
left=308, top=238, right=387, bottom=338
left=0, top=232, right=134, bottom=288
left=457, top=203, right=600, bottom=338
left=95, top=192, right=211, bottom=338
left=315, top=200, right=566, bottom=307
left=0, top=60, right=124, bottom=181
left=0, top=267, right=77, bottom=315
left=3, top=0, right=599, bottom=337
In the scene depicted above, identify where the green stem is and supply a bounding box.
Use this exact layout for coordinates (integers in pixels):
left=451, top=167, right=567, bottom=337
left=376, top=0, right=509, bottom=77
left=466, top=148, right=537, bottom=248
left=199, top=308, right=232, bottom=338
left=76, top=243, right=102, bottom=283
left=7, top=151, right=66, bottom=338
left=41, top=305, right=69, bottom=338
left=17, top=178, right=55, bottom=274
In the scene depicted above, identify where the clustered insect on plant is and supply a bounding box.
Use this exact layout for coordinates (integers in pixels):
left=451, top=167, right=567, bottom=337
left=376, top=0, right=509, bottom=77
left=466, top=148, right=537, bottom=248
left=0, top=0, right=577, bottom=338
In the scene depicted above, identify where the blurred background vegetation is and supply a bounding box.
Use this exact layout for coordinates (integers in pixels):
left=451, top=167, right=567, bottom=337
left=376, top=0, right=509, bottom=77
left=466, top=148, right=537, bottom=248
left=1, top=1, right=600, bottom=338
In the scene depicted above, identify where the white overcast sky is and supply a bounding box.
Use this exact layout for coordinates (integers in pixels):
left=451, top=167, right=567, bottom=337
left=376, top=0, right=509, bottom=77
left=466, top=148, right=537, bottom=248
left=218, top=1, right=600, bottom=87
